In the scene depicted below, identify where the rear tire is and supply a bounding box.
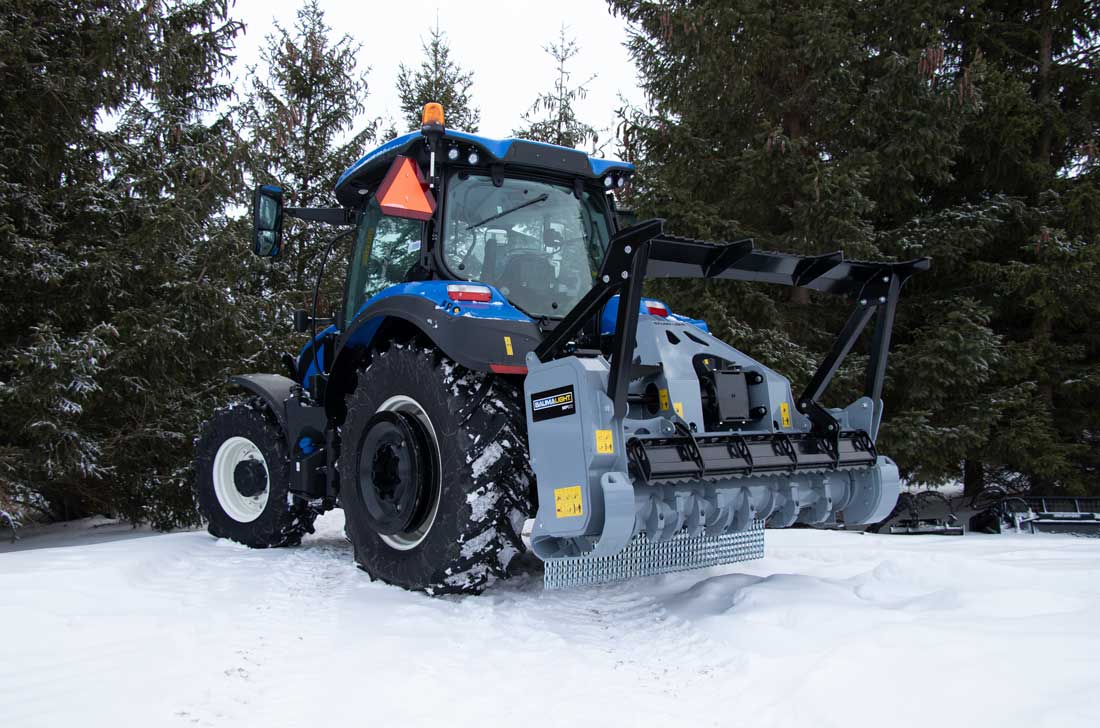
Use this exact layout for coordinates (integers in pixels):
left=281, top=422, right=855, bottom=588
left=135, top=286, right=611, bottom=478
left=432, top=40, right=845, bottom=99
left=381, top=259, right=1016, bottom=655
left=194, top=399, right=317, bottom=547
left=339, top=344, right=532, bottom=595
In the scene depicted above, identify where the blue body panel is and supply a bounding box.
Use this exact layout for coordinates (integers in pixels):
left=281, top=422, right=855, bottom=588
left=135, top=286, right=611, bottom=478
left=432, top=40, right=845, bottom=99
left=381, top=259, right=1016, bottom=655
left=335, top=130, right=635, bottom=192
left=297, top=281, right=535, bottom=389
left=299, top=285, right=707, bottom=389
left=334, top=132, right=419, bottom=190
left=599, top=295, right=710, bottom=336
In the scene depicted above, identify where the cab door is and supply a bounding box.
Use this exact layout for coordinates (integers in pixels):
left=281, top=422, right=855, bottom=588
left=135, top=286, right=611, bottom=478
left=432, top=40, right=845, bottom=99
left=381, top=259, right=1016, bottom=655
left=343, top=198, right=426, bottom=326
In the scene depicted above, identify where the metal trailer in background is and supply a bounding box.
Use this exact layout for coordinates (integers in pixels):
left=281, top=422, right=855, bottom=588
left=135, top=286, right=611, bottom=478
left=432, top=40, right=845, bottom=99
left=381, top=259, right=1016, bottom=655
left=969, top=492, right=1100, bottom=536
left=864, top=490, right=965, bottom=536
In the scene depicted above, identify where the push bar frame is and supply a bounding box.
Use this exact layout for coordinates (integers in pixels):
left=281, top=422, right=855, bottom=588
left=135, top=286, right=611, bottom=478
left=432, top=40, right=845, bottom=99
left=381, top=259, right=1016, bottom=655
left=534, top=218, right=929, bottom=440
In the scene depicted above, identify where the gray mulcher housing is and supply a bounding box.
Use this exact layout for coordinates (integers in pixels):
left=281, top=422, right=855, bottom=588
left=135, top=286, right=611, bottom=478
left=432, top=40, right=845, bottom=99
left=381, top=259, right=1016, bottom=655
left=524, top=220, right=926, bottom=587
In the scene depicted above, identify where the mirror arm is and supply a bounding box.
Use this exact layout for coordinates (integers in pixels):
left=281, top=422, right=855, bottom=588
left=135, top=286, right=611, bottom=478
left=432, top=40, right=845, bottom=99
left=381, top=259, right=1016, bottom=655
left=284, top=207, right=354, bottom=225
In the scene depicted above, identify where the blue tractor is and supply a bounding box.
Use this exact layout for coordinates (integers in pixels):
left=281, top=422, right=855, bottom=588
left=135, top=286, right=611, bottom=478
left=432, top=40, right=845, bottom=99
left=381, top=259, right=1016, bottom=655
left=193, top=103, right=928, bottom=594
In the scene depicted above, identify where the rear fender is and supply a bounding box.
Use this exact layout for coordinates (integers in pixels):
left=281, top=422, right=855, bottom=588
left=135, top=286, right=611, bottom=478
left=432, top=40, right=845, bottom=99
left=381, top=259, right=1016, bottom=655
left=322, top=284, right=543, bottom=418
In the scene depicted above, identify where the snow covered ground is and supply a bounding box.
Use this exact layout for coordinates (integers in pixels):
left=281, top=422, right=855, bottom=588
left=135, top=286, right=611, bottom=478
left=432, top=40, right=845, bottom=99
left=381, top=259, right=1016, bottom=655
left=3, top=512, right=1098, bottom=728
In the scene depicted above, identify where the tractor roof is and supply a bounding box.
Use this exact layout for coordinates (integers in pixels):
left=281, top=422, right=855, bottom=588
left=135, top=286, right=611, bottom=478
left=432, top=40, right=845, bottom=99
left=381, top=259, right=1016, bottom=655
left=334, top=130, right=634, bottom=207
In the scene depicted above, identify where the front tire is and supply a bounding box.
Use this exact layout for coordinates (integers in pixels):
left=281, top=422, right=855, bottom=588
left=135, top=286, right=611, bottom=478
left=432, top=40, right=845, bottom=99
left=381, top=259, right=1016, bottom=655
left=339, top=344, right=532, bottom=595
left=194, top=400, right=317, bottom=547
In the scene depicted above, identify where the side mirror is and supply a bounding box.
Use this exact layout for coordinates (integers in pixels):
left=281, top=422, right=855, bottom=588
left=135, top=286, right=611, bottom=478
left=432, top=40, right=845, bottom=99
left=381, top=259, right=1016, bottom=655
left=252, top=185, right=284, bottom=257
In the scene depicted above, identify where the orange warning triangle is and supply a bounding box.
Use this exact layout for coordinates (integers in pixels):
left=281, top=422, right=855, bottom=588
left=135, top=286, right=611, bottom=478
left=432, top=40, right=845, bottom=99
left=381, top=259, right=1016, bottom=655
left=375, top=155, right=436, bottom=221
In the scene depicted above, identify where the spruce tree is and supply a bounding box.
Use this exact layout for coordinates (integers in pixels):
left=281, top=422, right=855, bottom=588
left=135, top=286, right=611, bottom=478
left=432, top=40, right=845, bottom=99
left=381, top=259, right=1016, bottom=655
left=943, top=0, right=1100, bottom=494
left=396, top=22, right=480, bottom=132
left=611, top=0, right=1100, bottom=494
left=0, top=0, right=257, bottom=525
left=606, top=0, right=1063, bottom=491
left=240, top=0, right=376, bottom=347
left=514, top=25, right=602, bottom=152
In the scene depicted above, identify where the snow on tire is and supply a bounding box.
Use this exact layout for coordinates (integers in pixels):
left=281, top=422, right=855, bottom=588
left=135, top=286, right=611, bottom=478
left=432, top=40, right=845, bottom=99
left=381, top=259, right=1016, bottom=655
left=339, top=344, right=533, bottom=595
left=194, top=399, right=318, bottom=547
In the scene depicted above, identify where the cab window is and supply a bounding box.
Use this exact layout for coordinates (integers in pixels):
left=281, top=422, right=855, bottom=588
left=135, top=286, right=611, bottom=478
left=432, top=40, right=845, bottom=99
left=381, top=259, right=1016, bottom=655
left=441, top=173, right=611, bottom=317
left=345, top=198, right=423, bottom=323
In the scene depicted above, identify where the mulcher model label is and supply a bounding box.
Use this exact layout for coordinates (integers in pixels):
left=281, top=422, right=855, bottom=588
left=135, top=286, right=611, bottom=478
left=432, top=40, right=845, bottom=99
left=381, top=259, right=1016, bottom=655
left=531, top=385, right=576, bottom=421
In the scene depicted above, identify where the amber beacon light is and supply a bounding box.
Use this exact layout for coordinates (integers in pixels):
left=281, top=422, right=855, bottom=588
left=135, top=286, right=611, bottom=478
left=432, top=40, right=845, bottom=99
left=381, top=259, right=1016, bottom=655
left=421, top=102, right=445, bottom=131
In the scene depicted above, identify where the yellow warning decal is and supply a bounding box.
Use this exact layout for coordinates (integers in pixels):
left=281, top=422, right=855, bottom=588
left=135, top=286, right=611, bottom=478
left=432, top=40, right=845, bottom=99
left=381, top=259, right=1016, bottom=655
left=659, top=388, right=670, bottom=411
left=554, top=485, right=583, bottom=518
left=596, top=429, right=614, bottom=454
left=504, top=336, right=513, bottom=356
left=673, top=402, right=684, bottom=418
left=780, top=402, right=792, bottom=429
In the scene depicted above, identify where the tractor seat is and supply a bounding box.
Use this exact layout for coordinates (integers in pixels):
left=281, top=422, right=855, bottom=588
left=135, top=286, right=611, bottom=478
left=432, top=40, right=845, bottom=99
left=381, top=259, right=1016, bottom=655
left=495, top=252, right=555, bottom=306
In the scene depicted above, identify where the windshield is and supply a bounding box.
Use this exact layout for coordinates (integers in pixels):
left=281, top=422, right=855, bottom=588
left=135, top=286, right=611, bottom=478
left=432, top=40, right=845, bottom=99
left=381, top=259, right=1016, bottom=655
left=442, top=173, right=612, bottom=317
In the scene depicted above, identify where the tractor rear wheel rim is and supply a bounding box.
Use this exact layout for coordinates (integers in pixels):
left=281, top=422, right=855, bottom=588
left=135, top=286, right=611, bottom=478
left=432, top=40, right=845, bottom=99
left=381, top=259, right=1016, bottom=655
left=369, top=395, right=441, bottom=551
left=212, top=436, right=270, bottom=523
left=356, top=412, right=430, bottom=534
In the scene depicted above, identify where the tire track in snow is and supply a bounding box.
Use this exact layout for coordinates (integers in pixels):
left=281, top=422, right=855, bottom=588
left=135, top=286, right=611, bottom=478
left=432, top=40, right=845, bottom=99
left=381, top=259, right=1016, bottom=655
left=168, top=533, right=361, bottom=726
left=168, top=524, right=745, bottom=727
left=470, top=573, right=752, bottom=718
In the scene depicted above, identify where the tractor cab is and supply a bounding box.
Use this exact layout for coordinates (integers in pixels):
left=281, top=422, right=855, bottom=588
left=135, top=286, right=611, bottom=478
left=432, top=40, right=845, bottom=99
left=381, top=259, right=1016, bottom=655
left=253, top=102, right=637, bottom=389
left=331, top=104, right=632, bottom=322
left=436, top=171, right=613, bottom=318
left=343, top=162, right=615, bottom=323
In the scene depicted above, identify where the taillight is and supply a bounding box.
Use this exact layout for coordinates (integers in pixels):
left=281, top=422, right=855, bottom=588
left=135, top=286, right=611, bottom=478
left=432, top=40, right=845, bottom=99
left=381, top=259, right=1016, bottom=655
left=489, top=364, right=527, bottom=374
left=447, top=284, right=493, bottom=302
left=644, top=299, right=669, bottom=317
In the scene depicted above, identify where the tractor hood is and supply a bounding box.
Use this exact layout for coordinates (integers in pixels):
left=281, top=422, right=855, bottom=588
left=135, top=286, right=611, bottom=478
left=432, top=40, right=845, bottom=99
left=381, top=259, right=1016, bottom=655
left=334, top=130, right=634, bottom=207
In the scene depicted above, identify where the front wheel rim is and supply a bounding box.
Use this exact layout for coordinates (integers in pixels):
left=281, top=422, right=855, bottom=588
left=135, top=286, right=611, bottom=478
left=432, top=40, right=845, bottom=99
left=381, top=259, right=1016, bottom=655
left=212, top=436, right=270, bottom=523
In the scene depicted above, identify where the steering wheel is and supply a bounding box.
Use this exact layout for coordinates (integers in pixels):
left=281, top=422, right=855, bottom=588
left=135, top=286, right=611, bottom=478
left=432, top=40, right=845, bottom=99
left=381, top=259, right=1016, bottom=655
left=544, top=234, right=587, bottom=253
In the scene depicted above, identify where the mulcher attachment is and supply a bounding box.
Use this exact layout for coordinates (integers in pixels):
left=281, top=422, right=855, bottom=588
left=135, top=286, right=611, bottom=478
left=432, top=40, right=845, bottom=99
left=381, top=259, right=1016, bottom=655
left=524, top=219, right=928, bottom=589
